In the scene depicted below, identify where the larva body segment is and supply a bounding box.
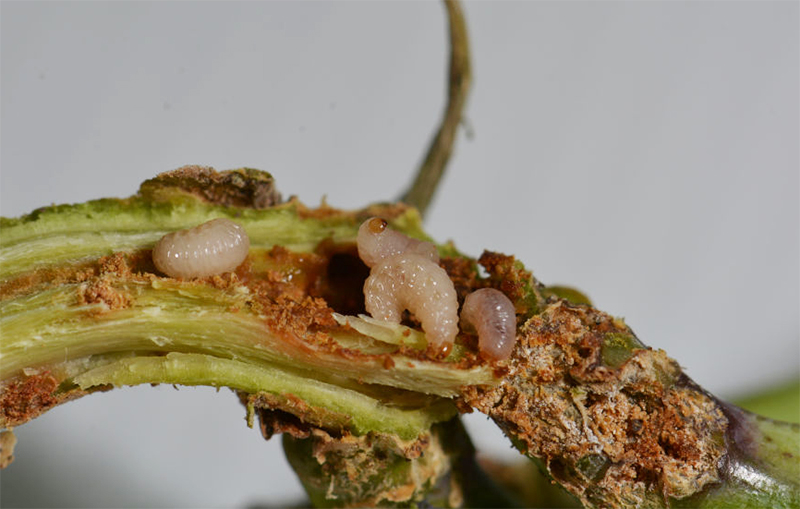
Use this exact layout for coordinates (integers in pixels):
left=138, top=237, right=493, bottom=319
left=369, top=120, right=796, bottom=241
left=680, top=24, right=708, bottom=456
left=364, top=253, right=459, bottom=355
left=357, top=217, right=438, bottom=268
left=460, top=288, right=517, bottom=361
left=152, top=218, right=250, bottom=279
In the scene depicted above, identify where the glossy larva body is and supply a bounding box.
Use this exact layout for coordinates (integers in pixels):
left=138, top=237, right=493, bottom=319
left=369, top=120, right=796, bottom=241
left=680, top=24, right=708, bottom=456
left=357, top=217, right=438, bottom=268
left=152, top=218, right=250, bottom=279
left=460, top=288, right=516, bottom=361
left=358, top=217, right=457, bottom=355
left=364, top=253, right=459, bottom=355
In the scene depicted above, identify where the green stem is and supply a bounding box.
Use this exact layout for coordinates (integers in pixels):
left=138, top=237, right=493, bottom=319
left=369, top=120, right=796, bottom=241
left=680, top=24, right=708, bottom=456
left=1, top=168, right=797, bottom=508
left=0, top=168, right=484, bottom=442
left=675, top=401, right=800, bottom=508
left=282, top=417, right=518, bottom=508
left=736, top=380, right=800, bottom=423
left=400, top=0, right=472, bottom=218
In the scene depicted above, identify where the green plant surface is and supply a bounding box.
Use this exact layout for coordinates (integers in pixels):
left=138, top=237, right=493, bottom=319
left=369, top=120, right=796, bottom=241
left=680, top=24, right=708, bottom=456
left=736, top=380, right=800, bottom=424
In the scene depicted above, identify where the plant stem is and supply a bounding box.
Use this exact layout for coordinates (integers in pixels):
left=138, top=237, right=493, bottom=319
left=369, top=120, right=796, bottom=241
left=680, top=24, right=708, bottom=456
left=399, top=0, right=472, bottom=218
left=1, top=168, right=797, bottom=508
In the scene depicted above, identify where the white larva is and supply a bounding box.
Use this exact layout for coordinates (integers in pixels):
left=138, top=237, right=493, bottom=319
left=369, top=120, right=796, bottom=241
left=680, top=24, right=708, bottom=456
left=152, top=218, right=250, bottom=279
left=460, top=288, right=517, bottom=361
left=357, top=217, right=438, bottom=268
left=363, top=253, right=459, bottom=356
left=357, top=217, right=457, bottom=356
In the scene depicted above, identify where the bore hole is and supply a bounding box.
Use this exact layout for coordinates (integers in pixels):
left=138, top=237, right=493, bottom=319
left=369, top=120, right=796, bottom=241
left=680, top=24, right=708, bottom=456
left=317, top=250, right=370, bottom=316
left=585, top=391, right=604, bottom=408
left=627, top=418, right=644, bottom=436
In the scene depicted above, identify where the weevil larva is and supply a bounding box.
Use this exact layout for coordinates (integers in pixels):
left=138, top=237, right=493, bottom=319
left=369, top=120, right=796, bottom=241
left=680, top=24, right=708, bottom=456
left=363, top=253, right=459, bottom=356
left=357, top=218, right=458, bottom=356
left=460, top=288, right=516, bottom=361
left=152, top=218, right=250, bottom=279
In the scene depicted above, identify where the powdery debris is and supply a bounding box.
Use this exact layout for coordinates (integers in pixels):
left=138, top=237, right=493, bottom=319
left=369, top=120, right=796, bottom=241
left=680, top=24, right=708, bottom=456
left=461, top=299, right=728, bottom=507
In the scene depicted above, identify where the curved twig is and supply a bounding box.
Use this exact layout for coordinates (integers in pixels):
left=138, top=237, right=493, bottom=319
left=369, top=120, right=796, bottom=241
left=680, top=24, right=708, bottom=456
left=400, top=0, right=472, bottom=219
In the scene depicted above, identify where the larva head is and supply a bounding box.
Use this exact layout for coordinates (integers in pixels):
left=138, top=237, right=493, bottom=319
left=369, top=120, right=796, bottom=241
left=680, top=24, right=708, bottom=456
left=357, top=218, right=390, bottom=268
left=367, top=217, right=388, bottom=234
left=357, top=217, right=439, bottom=268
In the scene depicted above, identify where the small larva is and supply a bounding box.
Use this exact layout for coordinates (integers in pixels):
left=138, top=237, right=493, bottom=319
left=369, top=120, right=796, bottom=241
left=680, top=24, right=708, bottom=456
left=152, top=218, right=250, bottom=279
left=358, top=218, right=457, bottom=356
left=357, top=217, right=438, bottom=268
left=364, top=253, right=459, bottom=356
left=460, top=288, right=517, bottom=361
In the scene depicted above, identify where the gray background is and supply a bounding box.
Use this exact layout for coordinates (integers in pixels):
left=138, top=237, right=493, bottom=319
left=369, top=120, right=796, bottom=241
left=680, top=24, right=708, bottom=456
left=1, top=1, right=798, bottom=507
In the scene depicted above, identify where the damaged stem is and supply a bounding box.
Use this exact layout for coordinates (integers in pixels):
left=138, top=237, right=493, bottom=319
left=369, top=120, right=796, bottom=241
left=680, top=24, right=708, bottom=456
left=1, top=168, right=797, bottom=508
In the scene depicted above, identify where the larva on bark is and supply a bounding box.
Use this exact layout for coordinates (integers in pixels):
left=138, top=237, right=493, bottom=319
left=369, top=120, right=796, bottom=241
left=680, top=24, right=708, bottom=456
left=357, top=218, right=457, bottom=356
left=152, top=218, right=250, bottom=279
left=460, top=288, right=516, bottom=361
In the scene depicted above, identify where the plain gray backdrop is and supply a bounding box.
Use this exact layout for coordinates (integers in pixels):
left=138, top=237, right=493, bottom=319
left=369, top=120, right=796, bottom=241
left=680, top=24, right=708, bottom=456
left=1, top=1, right=798, bottom=507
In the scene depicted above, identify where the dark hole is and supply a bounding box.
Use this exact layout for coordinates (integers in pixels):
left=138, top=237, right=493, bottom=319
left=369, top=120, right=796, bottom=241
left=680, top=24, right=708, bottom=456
left=317, top=250, right=370, bottom=316
left=585, top=391, right=604, bottom=408
left=627, top=418, right=643, bottom=436
left=658, top=436, right=676, bottom=457
left=634, top=465, right=660, bottom=489
left=548, top=458, right=572, bottom=484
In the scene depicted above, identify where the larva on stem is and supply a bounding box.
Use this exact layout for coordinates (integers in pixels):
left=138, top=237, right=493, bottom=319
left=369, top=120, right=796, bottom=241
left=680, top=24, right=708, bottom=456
left=364, top=254, right=460, bottom=356
left=152, top=218, right=250, bottom=279
left=357, top=217, right=439, bottom=267
left=357, top=218, right=458, bottom=356
left=460, top=288, right=516, bottom=361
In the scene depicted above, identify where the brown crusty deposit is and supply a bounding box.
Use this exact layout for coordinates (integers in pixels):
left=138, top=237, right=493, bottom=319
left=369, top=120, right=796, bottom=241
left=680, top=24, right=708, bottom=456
left=460, top=299, right=728, bottom=507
